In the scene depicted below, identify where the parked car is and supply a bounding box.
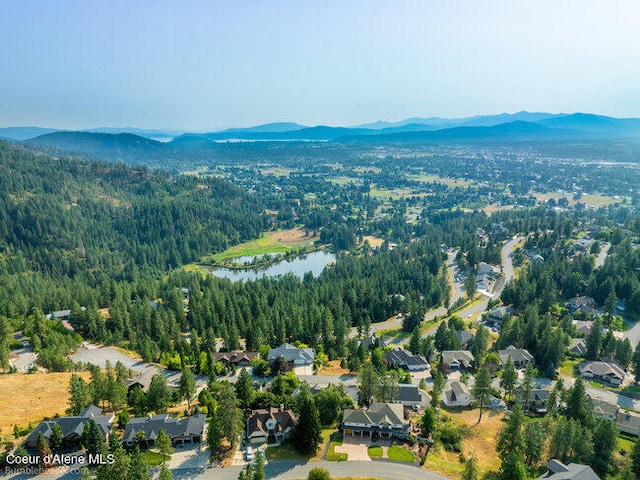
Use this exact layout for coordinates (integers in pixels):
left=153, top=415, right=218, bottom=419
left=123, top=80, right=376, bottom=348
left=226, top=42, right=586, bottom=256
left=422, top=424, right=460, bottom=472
left=246, top=446, right=254, bottom=462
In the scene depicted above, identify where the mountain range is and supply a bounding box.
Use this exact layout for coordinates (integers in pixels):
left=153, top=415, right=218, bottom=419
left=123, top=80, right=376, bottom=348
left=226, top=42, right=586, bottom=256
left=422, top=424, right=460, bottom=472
left=3, top=112, right=640, bottom=165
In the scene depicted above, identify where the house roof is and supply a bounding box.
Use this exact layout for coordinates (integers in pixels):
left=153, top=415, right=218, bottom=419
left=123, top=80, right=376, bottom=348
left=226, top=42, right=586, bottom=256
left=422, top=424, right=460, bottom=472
left=122, top=414, right=206, bottom=444
left=247, top=407, right=297, bottom=439
left=267, top=343, right=315, bottom=364
left=391, top=384, right=429, bottom=404
left=212, top=350, right=259, bottom=364
left=498, top=345, right=534, bottom=365
left=125, top=371, right=156, bottom=392
left=456, top=330, right=474, bottom=348
left=574, top=320, right=593, bottom=335
left=385, top=348, right=429, bottom=368
left=25, top=406, right=111, bottom=445
left=444, top=381, right=471, bottom=404
left=565, top=296, right=596, bottom=309
left=590, top=398, right=619, bottom=418
left=343, top=403, right=407, bottom=427
left=537, top=459, right=600, bottom=480
left=529, top=389, right=550, bottom=402
left=441, top=350, right=474, bottom=368
left=580, top=361, right=625, bottom=380
left=487, top=306, right=514, bottom=321
left=617, top=411, right=640, bottom=433
left=569, top=338, right=587, bottom=356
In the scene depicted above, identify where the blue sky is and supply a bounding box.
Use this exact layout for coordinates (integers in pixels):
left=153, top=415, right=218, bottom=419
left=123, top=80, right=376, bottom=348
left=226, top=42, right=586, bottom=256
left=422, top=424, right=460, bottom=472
left=2, top=0, right=640, bottom=130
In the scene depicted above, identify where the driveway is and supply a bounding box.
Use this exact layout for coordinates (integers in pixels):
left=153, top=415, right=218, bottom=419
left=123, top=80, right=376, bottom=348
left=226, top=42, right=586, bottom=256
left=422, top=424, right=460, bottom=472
left=335, top=436, right=371, bottom=461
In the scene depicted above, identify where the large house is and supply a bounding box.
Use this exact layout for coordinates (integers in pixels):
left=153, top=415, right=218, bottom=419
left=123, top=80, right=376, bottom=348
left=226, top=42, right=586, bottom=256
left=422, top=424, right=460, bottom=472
left=590, top=397, right=619, bottom=421
left=213, top=350, right=259, bottom=368
left=342, top=403, right=409, bottom=439
left=442, top=381, right=472, bottom=408
left=441, top=350, right=474, bottom=370
left=456, top=330, right=474, bottom=349
left=384, top=348, right=430, bottom=371
left=26, top=406, right=113, bottom=449
left=526, top=388, right=550, bottom=415
left=565, top=296, right=596, bottom=312
left=246, top=406, right=297, bottom=445
left=122, top=414, right=206, bottom=447
left=125, top=371, right=156, bottom=393
left=486, top=306, right=514, bottom=324
left=568, top=338, right=587, bottom=357
left=617, top=410, right=640, bottom=437
left=498, top=345, right=535, bottom=369
left=267, top=343, right=315, bottom=374
left=579, top=361, right=625, bottom=386
left=537, top=459, right=600, bottom=480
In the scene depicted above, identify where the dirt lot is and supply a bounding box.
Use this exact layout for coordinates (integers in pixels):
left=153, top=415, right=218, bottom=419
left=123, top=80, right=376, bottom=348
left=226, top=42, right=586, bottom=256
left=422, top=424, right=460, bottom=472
left=317, top=360, right=351, bottom=376
left=360, top=235, right=384, bottom=248
left=423, top=408, right=504, bottom=479
left=266, top=228, right=319, bottom=246
left=0, top=372, right=91, bottom=433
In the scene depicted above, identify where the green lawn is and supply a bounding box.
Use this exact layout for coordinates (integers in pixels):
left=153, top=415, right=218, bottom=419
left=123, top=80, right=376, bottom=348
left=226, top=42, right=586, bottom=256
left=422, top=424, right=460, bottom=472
left=368, top=445, right=383, bottom=458
left=558, top=359, right=579, bottom=377
left=265, top=443, right=309, bottom=462
left=387, top=445, right=415, bottom=462
left=327, top=435, right=348, bottom=461
left=142, top=450, right=170, bottom=466
left=209, top=236, right=291, bottom=262
left=617, top=435, right=635, bottom=455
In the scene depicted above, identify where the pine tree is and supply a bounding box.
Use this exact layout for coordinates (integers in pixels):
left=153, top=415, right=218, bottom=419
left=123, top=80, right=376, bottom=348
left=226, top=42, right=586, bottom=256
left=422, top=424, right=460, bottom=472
left=36, top=432, right=51, bottom=466
left=431, top=370, right=445, bottom=408
left=156, top=428, right=174, bottom=455
left=420, top=407, right=437, bottom=437
left=631, top=436, right=640, bottom=476
left=358, top=362, right=379, bottom=406
left=496, top=404, right=526, bottom=480
left=159, top=464, right=173, bottom=480
left=128, top=447, right=152, bottom=480
left=81, top=419, right=106, bottom=456
left=235, top=368, right=255, bottom=409
left=585, top=318, right=603, bottom=360
left=472, top=367, right=492, bottom=423
left=292, top=393, right=322, bottom=456
left=50, top=423, right=63, bottom=450
left=461, top=454, right=479, bottom=480
left=590, top=419, right=618, bottom=475
left=68, top=373, right=92, bottom=415
left=252, top=452, right=265, bottom=480
left=499, top=358, right=517, bottom=401
left=179, top=365, right=196, bottom=411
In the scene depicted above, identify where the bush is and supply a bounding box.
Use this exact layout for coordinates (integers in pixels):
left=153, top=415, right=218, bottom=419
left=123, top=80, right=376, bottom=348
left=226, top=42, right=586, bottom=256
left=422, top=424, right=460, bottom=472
left=439, top=422, right=462, bottom=452
left=308, top=467, right=331, bottom=480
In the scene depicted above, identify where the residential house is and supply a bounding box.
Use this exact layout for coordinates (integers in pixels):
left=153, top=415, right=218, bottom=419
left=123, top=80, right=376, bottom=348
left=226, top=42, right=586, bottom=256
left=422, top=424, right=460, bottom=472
left=537, top=459, right=600, bottom=480
left=486, top=306, right=514, bottom=324
left=342, top=403, right=409, bottom=439
left=590, top=397, right=619, bottom=421
left=390, top=384, right=430, bottom=408
left=565, top=296, right=596, bottom=312
left=498, top=345, right=535, bottom=369
left=617, top=411, right=640, bottom=437
left=527, top=388, right=550, bottom=415
left=125, top=371, right=156, bottom=393
left=267, top=343, right=315, bottom=375
left=456, top=330, right=474, bottom=349
left=212, top=350, right=259, bottom=368
left=26, top=406, right=113, bottom=449
left=246, top=406, right=297, bottom=445
left=568, top=338, right=587, bottom=357
left=574, top=320, right=593, bottom=336
left=385, top=348, right=430, bottom=371
left=579, top=361, right=625, bottom=386
left=122, top=414, right=206, bottom=447
left=359, top=335, right=389, bottom=349
left=441, top=350, right=474, bottom=370
left=442, top=381, right=472, bottom=408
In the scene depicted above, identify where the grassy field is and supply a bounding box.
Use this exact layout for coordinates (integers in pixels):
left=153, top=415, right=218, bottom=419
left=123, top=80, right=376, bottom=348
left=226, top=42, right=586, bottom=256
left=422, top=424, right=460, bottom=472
left=558, top=359, right=579, bottom=377
left=534, top=192, right=621, bottom=207
left=209, top=235, right=291, bottom=262
left=407, top=174, right=474, bottom=188
left=266, top=228, right=319, bottom=247
left=265, top=442, right=309, bottom=462
left=387, top=445, right=415, bottom=462
left=423, top=408, right=504, bottom=479
left=0, top=372, right=91, bottom=433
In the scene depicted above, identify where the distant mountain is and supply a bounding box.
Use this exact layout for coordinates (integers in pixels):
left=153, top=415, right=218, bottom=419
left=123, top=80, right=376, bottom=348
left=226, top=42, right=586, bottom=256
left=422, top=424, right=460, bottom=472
left=26, top=131, right=167, bottom=164
left=181, top=125, right=374, bottom=142
left=538, top=113, right=640, bottom=135
left=84, top=127, right=180, bottom=140
left=0, top=126, right=60, bottom=141
left=217, top=122, right=308, bottom=134
left=337, top=121, right=582, bottom=144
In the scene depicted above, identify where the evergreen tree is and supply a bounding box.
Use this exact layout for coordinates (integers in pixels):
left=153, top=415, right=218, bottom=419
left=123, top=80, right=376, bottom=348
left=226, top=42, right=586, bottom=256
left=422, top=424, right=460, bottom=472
left=585, top=318, right=603, bottom=360
left=50, top=423, right=63, bottom=450
left=420, top=407, right=437, bottom=437
left=472, top=367, right=492, bottom=423
left=499, top=358, right=517, bottom=401
left=207, top=412, right=223, bottom=458
left=217, top=383, right=243, bottom=449
left=235, top=368, right=255, bottom=409
left=634, top=343, right=640, bottom=384
left=36, top=432, right=51, bottom=465
left=631, top=435, right=640, bottom=476
left=375, top=372, right=399, bottom=403
left=517, top=364, right=535, bottom=411
left=128, top=447, right=152, bottom=480
left=409, top=326, right=421, bottom=354
left=81, top=419, right=106, bottom=456
left=253, top=452, right=265, bottom=480
left=179, top=366, right=196, bottom=410
left=590, top=419, right=617, bottom=475
left=431, top=370, right=445, bottom=408
left=358, top=362, right=379, bottom=406
left=565, top=376, right=594, bottom=427
left=68, top=373, right=92, bottom=415
left=523, top=421, right=546, bottom=467
left=292, top=393, right=322, bottom=456
left=147, top=374, right=171, bottom=413
left=496, top=404, right=526, bottom=480
left=461, top=454, right=479, bottom=480
left=307, top=467, right=331, bottom=480
left=156, top=428, right=174, bottom=455
left=159, top=464, right=173, bottom=480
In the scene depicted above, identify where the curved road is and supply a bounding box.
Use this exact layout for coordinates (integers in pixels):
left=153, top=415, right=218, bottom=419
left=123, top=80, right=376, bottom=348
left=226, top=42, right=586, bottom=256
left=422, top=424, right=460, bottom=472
left=173, top=460, right=449, bottom=480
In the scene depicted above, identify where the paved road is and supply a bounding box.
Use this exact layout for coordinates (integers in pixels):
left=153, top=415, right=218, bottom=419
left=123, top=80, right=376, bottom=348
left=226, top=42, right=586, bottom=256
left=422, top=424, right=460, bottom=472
left=173, top=460, right=449, bottom=480
left=8, top=332, right=38, bottom=372
left=595, top=242, right=611, bottom=269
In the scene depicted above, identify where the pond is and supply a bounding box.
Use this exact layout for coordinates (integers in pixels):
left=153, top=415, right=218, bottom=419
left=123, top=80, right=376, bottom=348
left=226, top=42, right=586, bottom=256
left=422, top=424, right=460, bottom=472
left=207, top=250, right=336, bottom=282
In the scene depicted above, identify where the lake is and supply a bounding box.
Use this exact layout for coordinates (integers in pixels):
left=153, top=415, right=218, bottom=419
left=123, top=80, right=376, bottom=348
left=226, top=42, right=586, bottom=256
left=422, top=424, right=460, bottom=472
left=207, top=250, right=336, bottom=281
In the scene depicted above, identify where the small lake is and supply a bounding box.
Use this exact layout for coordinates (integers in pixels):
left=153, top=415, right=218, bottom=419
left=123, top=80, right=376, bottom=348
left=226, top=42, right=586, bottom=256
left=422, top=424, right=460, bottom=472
left=207, top=250, right=336, bottom=282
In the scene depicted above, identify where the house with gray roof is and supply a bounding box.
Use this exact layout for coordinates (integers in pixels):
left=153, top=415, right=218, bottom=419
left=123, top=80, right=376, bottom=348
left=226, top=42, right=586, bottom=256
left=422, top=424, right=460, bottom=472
left=342, top=403, right=409, bottom=439
left=537, top=459, right=600, bottom=480
left=498, top=345, right=534, bottom=369
left=456, top=330, right=474, bottom=349
left=390, top=384, right=430, bottom=408
left=122, top=414, right=206, bottom=447
left=565, top=296, right=596, bottom=311
left=590, top=397, right=619, bottom=421
left=268, top=343, right=315, bottom=374
left=385, top=348, right=430, bottom=371
left=26, top=406, right=113, bottom=449
left=441, top=350, right=475, bottom=370
left=569, top=338, right=587, bottom=357
left=579, top=360, right=625, bottom=386
left=213, top=350, right=259, bottom=368
left=442, top=381, right=472, bottom=407
left=487, top=306, right=514, bottom=324
left=617, top=410, right=640, bottom=436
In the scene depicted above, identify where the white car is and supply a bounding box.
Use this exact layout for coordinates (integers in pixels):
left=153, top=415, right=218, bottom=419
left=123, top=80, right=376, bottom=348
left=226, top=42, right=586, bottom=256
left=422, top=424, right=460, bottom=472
left=246, top=446, right=254, bottom=462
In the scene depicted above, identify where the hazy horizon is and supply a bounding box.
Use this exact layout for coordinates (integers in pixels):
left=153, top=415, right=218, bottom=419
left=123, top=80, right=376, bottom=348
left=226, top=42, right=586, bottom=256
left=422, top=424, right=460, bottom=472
left=2, top=1, right=640, bottom=130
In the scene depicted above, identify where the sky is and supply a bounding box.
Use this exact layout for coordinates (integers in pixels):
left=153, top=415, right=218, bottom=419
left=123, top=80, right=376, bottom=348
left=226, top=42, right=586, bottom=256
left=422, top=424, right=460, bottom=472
left=2, top=0, right=640, bottom=131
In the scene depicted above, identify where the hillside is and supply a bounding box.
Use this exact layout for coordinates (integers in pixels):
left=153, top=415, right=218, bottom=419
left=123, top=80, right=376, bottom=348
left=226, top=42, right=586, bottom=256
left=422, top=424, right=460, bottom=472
left=0, top=141, right=267, bottom=281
